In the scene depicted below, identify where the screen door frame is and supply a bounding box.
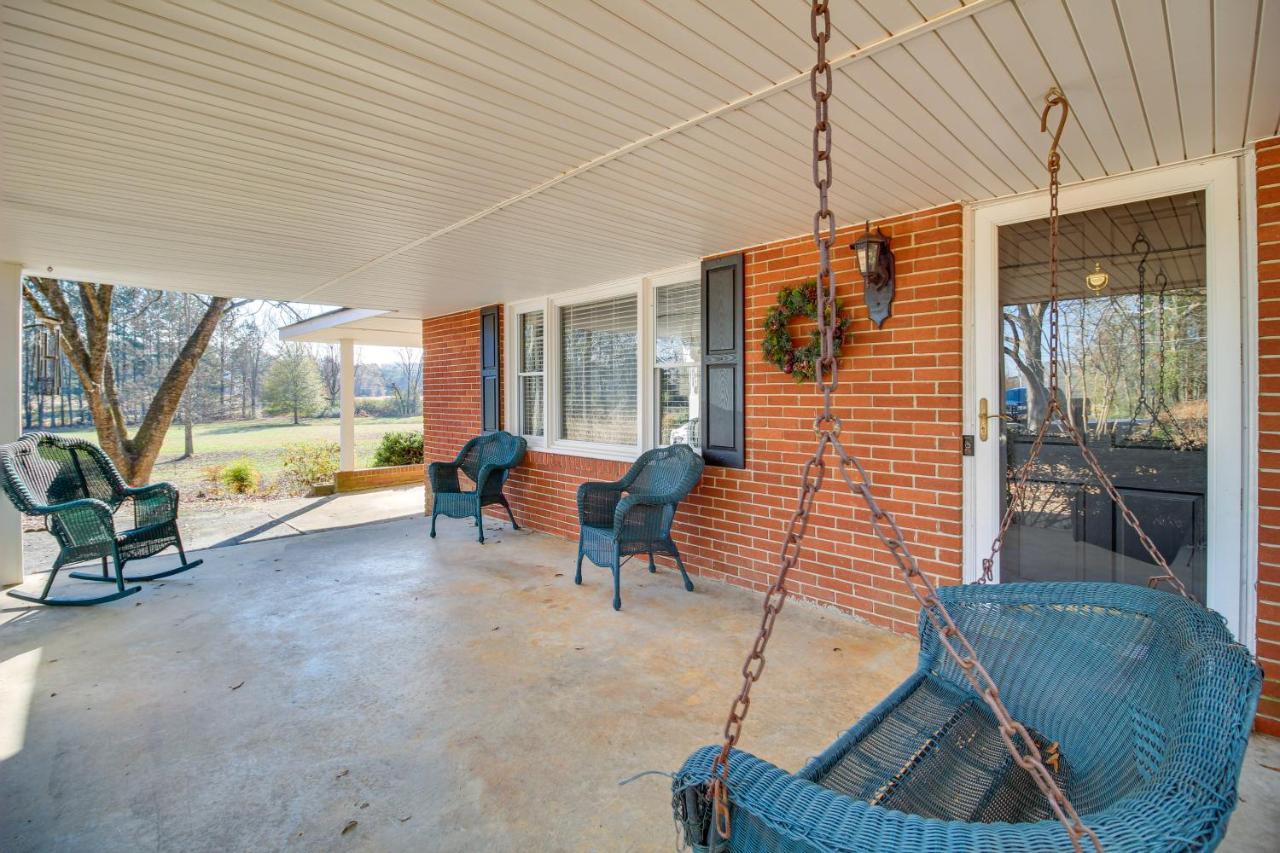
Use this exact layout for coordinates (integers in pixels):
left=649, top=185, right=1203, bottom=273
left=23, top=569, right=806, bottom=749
left=963, top=155, right=1250, bottom=644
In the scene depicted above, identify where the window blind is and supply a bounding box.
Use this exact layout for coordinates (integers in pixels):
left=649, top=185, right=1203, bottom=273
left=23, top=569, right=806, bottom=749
left=521, top=311, right=544, bottom=372
left=655, top=281, right=701, bottom=366
left=560, top=294, right=637, bottom=445
left=519, top=311, right=545, bottom=437
left=655, top=281, right=701, bottom=448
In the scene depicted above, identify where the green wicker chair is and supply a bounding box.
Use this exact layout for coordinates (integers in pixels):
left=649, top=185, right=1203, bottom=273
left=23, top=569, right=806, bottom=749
left=575, top=444, right=704, bottom=610
left=0, top=432, right=202, bottom=606
left=428, top=431, right=527, bottom=544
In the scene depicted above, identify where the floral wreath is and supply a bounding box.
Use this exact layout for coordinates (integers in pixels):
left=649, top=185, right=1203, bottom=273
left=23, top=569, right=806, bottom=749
left=762, top=281, right=851, bottom=383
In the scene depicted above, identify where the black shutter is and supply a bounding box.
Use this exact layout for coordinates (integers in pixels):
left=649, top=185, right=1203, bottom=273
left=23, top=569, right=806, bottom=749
left=700, top=254, right=745, bottom=468
left=480, top=305, right=500, bottom=433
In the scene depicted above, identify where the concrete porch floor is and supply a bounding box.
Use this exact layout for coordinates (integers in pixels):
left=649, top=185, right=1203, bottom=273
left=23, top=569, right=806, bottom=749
left=0, top=516, right=1275, bottom=851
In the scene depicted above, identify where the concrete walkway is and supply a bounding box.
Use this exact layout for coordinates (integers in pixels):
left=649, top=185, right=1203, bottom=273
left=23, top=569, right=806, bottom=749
left=20, top=485, right=425, bottom=570
left=1, top=516, right=1275, bottom=851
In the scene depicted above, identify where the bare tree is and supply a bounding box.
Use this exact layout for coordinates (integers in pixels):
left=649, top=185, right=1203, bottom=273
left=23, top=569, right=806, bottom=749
left=23, top=278, right=241, bottom=485
left=395, top=348, right=423, bottom=416
left=317, top=345, right=341, bottom=412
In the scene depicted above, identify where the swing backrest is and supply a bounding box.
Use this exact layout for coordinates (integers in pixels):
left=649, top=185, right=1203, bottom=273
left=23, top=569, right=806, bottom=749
left=0, top=432, right=126, bottom=513
left=923, top=582, right=1260, bottom=822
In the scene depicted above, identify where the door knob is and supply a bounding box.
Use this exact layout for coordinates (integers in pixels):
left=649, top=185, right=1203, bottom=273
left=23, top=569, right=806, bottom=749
left=978, top=397, right=1011, bottom=442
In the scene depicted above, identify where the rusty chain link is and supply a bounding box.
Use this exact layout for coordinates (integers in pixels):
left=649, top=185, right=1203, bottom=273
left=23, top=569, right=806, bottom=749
left=706, top=11, right=1102, bottom=851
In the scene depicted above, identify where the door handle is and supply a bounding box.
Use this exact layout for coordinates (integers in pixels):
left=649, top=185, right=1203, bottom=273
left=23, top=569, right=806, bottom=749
left=978, top=397, right=1011, bottom=442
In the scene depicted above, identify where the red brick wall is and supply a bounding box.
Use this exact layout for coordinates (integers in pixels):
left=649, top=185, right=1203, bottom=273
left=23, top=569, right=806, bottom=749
left=1256, top=136, right=1280, bottom=736
left=421, top=307, right=504, bottom=506
left=423, top=204, right=962, bottom=634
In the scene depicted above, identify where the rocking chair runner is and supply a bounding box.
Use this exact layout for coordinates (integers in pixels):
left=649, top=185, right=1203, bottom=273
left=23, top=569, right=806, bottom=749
left=428, top=431, right=527, bottom=543
left=673, top=4, right=1260, bottom=852
left=0, top=432, right=202, bottom=606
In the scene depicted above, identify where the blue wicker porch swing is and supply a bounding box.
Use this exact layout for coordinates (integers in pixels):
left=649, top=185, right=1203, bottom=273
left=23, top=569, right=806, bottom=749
left=671, top=5, right=1261, bottom=851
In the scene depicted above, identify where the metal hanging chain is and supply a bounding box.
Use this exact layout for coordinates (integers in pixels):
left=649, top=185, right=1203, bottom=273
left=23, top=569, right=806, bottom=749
left=1125, top=232, right=1171, bottom=439
left=979, top=91, right=1193, bottom=602
left=704, top=11, right=1101, bottom=850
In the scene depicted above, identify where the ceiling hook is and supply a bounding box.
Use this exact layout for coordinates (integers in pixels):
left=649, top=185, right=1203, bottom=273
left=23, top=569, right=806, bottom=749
left=1131, top=230, right=1151, bottom=265
left=1040, top=86, right=1069, bottom=162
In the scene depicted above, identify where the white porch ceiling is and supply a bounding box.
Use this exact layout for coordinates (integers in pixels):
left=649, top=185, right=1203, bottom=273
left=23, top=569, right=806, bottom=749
left=1, top=0, right=1275, bottom=317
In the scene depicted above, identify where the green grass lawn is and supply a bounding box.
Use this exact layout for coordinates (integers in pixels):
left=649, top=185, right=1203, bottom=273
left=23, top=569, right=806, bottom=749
left=47, top=415, right=422, bottom=498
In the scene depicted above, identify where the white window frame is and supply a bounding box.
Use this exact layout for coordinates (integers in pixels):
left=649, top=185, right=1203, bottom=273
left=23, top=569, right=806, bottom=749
left=649, top=268, right=703, bottom=451
left=505, top=263, right=700, bottom=462
left=513, top=308, right=545, bottom=441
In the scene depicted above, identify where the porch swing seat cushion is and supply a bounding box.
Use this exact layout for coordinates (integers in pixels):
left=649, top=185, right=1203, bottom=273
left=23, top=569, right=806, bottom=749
left=676, top=582, right=1261, bottom=852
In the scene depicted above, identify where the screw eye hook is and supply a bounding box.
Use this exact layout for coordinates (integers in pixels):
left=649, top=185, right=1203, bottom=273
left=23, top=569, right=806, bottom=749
left=1040, top=87, right=1069, bottom=160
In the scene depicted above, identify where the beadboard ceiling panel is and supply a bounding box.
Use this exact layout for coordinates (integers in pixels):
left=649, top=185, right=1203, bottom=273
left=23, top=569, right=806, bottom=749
left=1, top=0, right=1274, bottom=316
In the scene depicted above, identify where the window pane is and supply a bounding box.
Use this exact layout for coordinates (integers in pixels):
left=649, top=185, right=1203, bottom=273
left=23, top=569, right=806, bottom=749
left=560, top=295, right=638, bottom=445
left=521, top=375, right=544, bottom=437
left=659, top=365, right=700, bottom=448
left=655, top=281, right=701, bottom=366
left=521, top=311, right=544, bottom=372
left=655, top=281, right=701, bottom=448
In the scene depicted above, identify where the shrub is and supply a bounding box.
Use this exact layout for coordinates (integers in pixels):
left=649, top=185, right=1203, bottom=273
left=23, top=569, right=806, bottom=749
left=220, top=459, right=261, bottom=495
left=354, top=396, right=401, bottom=418
left=371, top=431, right=424, bottom=467
left=200, top=464, right=226, bottom=496
left=280, top=440, right=340, bottom=489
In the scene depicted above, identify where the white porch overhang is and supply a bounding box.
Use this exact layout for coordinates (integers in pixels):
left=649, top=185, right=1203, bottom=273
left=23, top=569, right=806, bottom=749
left=1, top=0, right=1276, bottom=317
left=0, top=0, right=1277, bottom=586
left=277, top=308, right=422, bottom=472
left=277, top=308, right=423, bottom=349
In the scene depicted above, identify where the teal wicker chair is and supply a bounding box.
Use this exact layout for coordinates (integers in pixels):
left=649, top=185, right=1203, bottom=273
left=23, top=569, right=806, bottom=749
left=0, top=432, right=202, bottom=606
left=429, top=431, right=527, bottom=544
left=575, top=444, right=704, bottom=610
left=675, top=582, right=1261, bottom=852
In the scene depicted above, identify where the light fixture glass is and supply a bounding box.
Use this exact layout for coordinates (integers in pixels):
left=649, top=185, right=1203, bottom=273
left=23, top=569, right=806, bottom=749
left=852, top=222, right=884, bottom=278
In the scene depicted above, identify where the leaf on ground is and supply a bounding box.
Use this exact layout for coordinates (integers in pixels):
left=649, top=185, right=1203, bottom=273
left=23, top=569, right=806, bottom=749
left=230, top=681, right=245, bottom=690
left=341, top=820, right=357, bottom=835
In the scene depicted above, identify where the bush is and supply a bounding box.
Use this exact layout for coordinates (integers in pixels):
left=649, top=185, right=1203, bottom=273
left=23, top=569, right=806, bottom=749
left=280, top=440, right=340, bottom=489
left=372, top=431, right=424, bottom=467
left=220, top=459, right=261, bottom=495
left=354, top=396, right=401, bottom=417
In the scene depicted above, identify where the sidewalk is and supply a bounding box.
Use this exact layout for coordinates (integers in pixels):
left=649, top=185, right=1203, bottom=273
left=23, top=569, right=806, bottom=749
left=20, top=484, right=425, bottom=570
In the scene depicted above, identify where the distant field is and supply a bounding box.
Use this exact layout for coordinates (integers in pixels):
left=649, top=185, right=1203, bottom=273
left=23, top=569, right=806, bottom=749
left=45, top=415, right=422, bottom=498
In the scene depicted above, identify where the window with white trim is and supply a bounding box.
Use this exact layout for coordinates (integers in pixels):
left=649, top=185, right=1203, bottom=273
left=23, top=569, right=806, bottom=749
left=516, top=310, right=544, bottom=437
left=654, top=280, right=701, bottom=448
left=560, top=294, right=638, bottom=445
left=506, top=265, right=701, bottom=461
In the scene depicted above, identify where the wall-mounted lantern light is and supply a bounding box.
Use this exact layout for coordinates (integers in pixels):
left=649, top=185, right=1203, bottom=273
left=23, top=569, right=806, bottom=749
left=851, top=221, right=895, bottom=327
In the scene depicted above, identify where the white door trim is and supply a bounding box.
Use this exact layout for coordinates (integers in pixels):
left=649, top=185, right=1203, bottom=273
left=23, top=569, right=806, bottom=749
left=962, top=155, right=1251, bottom=645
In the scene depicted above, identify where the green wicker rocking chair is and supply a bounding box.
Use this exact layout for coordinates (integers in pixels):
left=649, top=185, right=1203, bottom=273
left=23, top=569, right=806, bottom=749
left=575, top=444, right=704, bottom=610
left=0, top=432, right=202, bottom=606
left=428, top=431, right=527, bottom=544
